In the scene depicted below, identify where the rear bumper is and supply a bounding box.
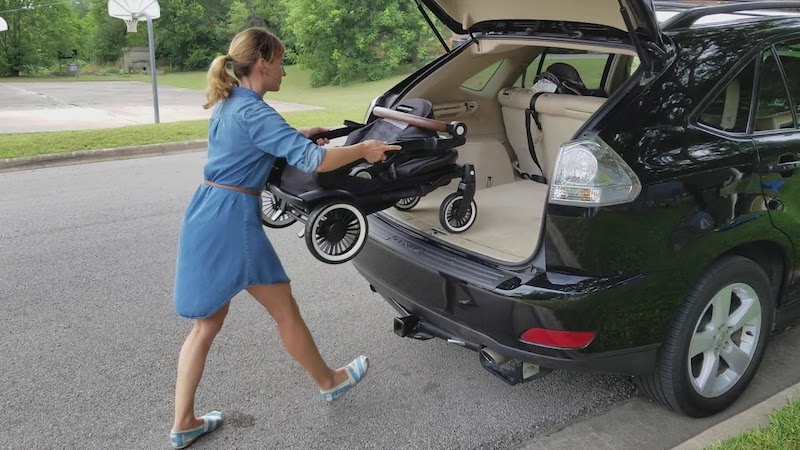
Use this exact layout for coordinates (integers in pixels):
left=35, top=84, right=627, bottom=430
left=352, top=216, right=662, bottom=376
left=362, top=266, right=658, bottom=375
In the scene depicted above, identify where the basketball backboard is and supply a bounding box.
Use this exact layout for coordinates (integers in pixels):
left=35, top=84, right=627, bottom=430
left=108, top=0, right=160, bottom=31
left=108, top=0, right=161, bottom=123
left=0, top=16, right=8, bottom=32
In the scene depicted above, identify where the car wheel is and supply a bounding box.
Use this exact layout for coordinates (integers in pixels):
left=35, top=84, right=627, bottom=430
left=635, top=255, right=774, bottom=417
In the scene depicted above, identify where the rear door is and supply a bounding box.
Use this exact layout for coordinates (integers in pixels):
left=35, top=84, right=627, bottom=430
left=416, top=0, right=664, bottom=44
left=751, top=38, right=800, bottom=306
left=416, top=0, right=667, bottom=72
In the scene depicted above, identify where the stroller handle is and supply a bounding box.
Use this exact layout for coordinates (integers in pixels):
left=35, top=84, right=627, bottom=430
left=372, top=106, right=467, bottom=138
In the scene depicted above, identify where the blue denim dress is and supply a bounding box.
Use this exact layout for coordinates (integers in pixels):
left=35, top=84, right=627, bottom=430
left=173, top=86, right=325, bottom=318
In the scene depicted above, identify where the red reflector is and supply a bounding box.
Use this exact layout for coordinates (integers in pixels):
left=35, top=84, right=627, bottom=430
left=520, top=328, right=596, bottom=349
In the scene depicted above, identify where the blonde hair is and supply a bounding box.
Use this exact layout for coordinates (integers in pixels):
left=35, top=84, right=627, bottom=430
left=203, top=28, right=285, bottom=109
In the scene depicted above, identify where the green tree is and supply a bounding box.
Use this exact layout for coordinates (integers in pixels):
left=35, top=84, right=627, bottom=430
left=86, top=0, right=127, bottom=64
left=154, top=0, right=232, bottom=71
left=0, top=0, right=85, bottom=76
left=226, top=0, right=296, bottom=63
left=287, top=0, right=440, bottom=86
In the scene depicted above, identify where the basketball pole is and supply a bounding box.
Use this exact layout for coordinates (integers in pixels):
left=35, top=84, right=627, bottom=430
left=140, top=12, right=160, bottom=124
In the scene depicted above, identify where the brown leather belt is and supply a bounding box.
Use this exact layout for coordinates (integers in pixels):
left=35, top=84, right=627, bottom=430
left=204, top=180, right=260, bottom=196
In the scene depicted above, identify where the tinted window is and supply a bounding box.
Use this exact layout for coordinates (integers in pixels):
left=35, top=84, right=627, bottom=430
left=516, top=49, right=611, bottom=92
left=698, top=59, right=756, bottom=133
left=755, top=48, right=795, bottom=131
left=773, top=39, right=800, bottom=125
left=462, top=60, right=503, bottom=91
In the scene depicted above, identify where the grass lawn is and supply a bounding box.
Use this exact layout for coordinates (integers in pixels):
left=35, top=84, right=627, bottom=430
left=0, top=66, right=408, bottom=159
left=706, top=395, right=800, bottom=450
left=0, top=121, right=210, bottom=159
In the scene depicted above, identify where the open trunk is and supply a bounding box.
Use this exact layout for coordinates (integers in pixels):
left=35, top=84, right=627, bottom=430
left=373, top=37, right=641, bottom=263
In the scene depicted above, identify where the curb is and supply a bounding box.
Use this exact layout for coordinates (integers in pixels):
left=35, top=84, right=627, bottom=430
left=671, top=382, right=800, bottom=449
left=0, top=139, right=208, bottom=174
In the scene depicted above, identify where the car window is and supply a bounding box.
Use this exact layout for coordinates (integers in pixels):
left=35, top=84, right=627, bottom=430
left=755, top=48, right=795, bottom=132
left=461, top=60, right=504, bottom=91
left=631, top=57, right=641, bottom=73
left=697, top=59, right=756, bottom=133
left=773, top=39, right=800, bottom=127
left=516, top=49, right=611, bottom=92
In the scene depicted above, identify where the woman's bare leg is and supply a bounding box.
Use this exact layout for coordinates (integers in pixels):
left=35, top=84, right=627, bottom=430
left=172, top=303, right=230, bottom=431
left=246, top=283, right=348, bottom=390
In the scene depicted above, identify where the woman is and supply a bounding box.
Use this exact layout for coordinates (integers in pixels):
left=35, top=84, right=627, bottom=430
left=169, top=28, right=399, bottom=449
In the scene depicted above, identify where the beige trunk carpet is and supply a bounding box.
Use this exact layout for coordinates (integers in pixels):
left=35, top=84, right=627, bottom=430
left=381, top=180, right=548, bottom=263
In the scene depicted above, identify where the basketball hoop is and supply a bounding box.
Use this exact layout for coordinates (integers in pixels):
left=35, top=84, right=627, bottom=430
left=108, top=0, right=159, bottom=33
left=108, top=0, right=161, bottom=123
left=124, top=18, right=138, bottom=33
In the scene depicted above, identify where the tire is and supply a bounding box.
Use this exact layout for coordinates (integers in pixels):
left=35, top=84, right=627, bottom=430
left=304, top=202, right=368, bottom=264
left=394, top=196, right=421, bottom=211
left=261, top=190, right=297, bottom=228
left=635, top=255, right=775, bottom=417
left=439, top=193, right=477, bottom=233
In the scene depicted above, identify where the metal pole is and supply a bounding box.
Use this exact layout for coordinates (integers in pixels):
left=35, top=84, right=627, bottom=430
left=144, top=13, right=160, bottom=124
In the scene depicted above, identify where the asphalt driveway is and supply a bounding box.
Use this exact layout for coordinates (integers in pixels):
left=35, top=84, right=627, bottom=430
left=0, top=152, right=636, bottom=450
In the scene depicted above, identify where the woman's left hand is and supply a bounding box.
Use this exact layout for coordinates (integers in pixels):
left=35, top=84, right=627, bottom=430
left=300, top=127, right=330, bottom=146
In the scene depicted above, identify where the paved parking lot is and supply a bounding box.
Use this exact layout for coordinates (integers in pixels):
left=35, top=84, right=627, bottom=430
left=0, top=81, right=321, bottom=133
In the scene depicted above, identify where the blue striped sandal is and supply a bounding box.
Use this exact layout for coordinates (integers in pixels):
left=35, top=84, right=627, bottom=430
left=170, top=411, right=223, bottom=449
left=320, top=355, right=369, bottom=402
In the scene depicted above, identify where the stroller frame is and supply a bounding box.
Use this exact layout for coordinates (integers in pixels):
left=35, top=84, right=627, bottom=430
left=262, top=104, right=477, bottom=264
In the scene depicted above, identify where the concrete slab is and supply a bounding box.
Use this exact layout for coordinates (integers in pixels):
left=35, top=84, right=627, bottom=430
left=0, top=81, right=323, bottom=133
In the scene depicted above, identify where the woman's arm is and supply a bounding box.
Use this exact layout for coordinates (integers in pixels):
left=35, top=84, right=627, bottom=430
left=246, top=105, right=399, bottom=173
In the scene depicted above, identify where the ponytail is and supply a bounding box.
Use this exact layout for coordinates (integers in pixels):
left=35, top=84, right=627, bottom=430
left=204, top=55, right=239, bottom=109
left=203, top=28, right=285, bottom=109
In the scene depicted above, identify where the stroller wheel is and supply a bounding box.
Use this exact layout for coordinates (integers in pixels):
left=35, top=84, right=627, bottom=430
left=439, top=193, right=477, bottom=233
left=261, top=190, right=297, bottom=228
left=394, top=196, right=420, bottom=211
left=305, top=202, right=368, bottom=264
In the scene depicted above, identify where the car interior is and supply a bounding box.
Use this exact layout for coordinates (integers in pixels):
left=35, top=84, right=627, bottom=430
left=380, top=38, right=641, bottom=263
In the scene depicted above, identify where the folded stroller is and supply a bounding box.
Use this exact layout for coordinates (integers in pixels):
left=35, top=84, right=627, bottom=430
left=261, top=98, right=477, bottom=264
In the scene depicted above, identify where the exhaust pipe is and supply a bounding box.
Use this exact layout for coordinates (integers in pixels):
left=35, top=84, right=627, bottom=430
left=480, top=347, right=510, bottom=365
left=479, top=346, right=552, bottom=386
left=392, top=315, right=551, bottom=386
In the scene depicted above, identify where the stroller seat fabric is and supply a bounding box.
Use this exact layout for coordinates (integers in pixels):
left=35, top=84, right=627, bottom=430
left=280, top=98, right=457, bottom=195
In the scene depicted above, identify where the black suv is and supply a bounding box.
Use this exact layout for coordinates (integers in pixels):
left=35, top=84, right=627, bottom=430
left=347, top=0, right=800, bottom=417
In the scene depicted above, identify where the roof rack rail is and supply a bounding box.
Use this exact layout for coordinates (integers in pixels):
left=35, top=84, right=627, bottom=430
left=660, top=1, right=800, bottom=30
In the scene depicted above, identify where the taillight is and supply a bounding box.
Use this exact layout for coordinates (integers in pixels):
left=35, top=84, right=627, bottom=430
left=520, top=328, right=596, bottom=350
left=548, top=137, right=641, bottom=207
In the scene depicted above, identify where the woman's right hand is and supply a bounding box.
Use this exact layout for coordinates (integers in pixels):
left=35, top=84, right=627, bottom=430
left=360, top=140, right=401, bottom=163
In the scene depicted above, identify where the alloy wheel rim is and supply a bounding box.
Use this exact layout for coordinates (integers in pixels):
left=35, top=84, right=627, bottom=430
left=688, top=282, right=761, bottom=398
